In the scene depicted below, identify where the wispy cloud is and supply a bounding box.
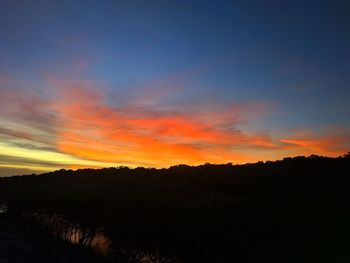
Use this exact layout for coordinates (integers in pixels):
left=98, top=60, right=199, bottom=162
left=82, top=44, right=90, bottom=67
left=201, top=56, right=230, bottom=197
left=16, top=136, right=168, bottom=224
left=1, top=75, right=349, bottom=175
left=280, top=128, right=350, bottom=156
left=48, top=79, right=280, bottom=166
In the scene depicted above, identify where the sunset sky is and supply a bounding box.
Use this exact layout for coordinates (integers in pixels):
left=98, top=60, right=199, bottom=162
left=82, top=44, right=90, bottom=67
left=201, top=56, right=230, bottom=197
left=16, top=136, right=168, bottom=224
left=1, top=1, right=350, bottom=176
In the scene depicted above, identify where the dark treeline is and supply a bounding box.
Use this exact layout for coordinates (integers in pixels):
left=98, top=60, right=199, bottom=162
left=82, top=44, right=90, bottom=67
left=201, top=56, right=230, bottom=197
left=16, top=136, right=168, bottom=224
left=1, top=154, right=350, bottom=262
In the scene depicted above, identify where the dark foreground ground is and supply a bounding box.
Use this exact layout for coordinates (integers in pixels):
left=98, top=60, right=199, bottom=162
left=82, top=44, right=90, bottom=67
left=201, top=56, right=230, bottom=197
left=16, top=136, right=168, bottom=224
left=0, top=215, right=107, bottom=263
left=1, top=155, right=350, bottom=262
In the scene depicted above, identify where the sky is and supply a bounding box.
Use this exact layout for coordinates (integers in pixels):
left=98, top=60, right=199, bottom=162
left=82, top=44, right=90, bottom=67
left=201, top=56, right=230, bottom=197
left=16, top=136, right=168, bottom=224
left=0, top=0, right=350, bottom=176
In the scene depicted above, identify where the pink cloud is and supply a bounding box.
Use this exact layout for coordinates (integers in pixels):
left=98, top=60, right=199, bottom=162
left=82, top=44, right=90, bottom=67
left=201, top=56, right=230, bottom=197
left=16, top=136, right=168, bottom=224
left=1, top=75, right=349, bottom=169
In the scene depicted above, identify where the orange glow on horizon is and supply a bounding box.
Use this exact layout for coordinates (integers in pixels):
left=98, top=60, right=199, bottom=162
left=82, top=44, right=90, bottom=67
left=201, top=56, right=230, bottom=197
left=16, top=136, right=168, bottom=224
left=49, top=83, right=280, bottom=167
left=1, top=78, right=349, bottom=173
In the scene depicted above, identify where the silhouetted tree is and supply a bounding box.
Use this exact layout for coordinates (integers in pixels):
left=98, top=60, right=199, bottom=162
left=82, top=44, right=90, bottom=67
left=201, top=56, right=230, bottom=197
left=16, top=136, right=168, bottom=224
left=1, top=154, right=350, bottom=262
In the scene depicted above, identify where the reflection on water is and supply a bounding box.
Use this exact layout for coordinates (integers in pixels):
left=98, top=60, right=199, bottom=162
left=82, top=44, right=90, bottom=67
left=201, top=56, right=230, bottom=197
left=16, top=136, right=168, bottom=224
left=91, top=231, right=112, bottom=255
left=16, top=211, right=113, bottom=255
left=29, top=213, right=175, bottom=262
left=1, top=207, right=176, bottom=262
left=0, top=203, right=7, bottom=214
left=66, top=227, right=112, bottom=256
left=63, top=225, right=112, bottom=255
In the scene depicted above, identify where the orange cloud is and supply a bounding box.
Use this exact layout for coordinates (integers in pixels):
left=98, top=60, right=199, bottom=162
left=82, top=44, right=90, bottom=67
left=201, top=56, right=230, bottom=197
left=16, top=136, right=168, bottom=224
left=46, top=80, right=277, bottom=167
left=280, top=129, right=350, bottom=157
left=2, top=76, right=349, bottom=172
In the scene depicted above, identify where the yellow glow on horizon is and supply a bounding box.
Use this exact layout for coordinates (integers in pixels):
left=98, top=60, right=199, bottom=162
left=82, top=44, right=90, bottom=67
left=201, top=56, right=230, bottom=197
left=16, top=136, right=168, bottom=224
left=1, top=83, right=348, bottom=176
left=0, top=142, right=118, bottom=170
left=0, top=163, right=53, bottom=172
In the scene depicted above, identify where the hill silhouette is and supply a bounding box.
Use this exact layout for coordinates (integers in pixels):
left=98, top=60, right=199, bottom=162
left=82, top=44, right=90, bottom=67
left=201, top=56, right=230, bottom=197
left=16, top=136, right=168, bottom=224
left=1, top=154, right=350, bottom=262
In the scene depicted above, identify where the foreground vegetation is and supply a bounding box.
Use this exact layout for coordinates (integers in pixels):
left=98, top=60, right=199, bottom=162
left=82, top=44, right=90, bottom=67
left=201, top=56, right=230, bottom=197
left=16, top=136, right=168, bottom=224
left=1, top=154, right=350, bottom=262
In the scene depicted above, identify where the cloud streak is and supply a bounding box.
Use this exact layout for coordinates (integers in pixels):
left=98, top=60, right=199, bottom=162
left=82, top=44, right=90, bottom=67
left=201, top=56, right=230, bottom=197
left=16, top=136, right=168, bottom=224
left=49, top=79, right=280, bottom=166
left=280, top=128, right=350, bottom=157
left=1, top=75, right=349, bottom=175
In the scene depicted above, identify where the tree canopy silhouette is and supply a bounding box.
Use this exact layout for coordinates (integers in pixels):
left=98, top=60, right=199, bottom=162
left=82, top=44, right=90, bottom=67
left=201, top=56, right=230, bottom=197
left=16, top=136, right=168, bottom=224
left=1, top=155, right=350, bottom=262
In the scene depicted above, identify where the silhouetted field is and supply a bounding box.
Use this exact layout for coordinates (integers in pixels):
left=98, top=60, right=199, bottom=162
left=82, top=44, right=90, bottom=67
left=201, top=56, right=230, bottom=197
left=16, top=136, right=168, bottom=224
left=1, top=154, right=350, bottom=262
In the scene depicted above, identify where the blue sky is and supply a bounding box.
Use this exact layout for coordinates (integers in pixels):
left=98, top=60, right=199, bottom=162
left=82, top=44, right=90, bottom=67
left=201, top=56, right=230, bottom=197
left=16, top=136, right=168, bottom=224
left=0, top=0, right=349, bottom=175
